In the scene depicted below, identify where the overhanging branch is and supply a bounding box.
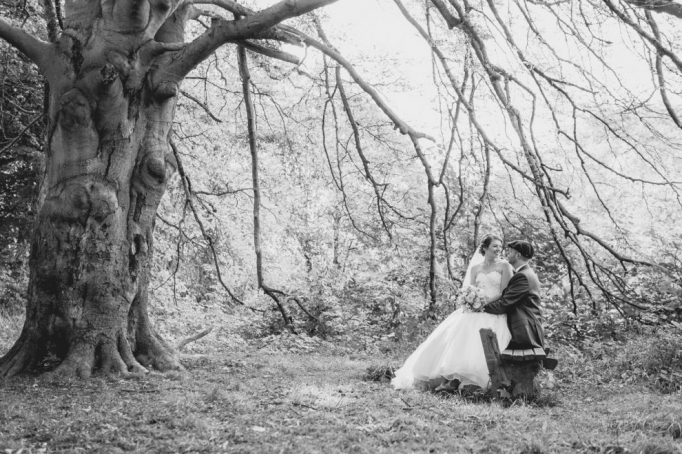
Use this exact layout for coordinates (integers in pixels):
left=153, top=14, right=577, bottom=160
left=277, top=16, right=434, bottom=141
left=0, top=18, right=54, bottom=72
left=161, top=0, right=337, bottom=81
left=602, top=0, right=682, bottom=72
left=237, top=44, right=296, bottom=333
left=238, top=40, right=301, bottom=64
left=624, top=0, right=682, bottom=19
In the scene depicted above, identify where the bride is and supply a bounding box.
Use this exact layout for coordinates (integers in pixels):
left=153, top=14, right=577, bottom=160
left=392, top=234, right=514, bottom=391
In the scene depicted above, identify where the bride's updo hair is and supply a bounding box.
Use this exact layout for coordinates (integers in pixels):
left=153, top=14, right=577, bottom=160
left=478, top=234, right=503, bottom=255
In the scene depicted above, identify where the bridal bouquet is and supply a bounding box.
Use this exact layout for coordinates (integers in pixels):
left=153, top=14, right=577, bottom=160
left=456, top=286, right=487, bottom=312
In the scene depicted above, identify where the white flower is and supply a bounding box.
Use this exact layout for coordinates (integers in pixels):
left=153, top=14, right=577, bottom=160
left=456, top=286, right=486, bottom=312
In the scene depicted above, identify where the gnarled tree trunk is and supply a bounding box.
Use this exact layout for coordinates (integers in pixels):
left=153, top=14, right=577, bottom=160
left=0, top=0, right=334, bottom=378
left=0, top=1, right=194, bottom=378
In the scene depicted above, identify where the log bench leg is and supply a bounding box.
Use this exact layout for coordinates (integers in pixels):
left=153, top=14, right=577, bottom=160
left=479, top=328, right=541, bottom=399
left=480, top=328, right=511, bottom=392
left=501, top=359, right=541, bottom=399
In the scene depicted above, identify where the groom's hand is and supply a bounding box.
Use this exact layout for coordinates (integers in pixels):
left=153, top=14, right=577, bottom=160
left=483, top=299, right=506, bottom=315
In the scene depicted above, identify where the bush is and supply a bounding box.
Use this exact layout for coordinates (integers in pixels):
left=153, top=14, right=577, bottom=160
left=555, top=322, right=682, bottom=394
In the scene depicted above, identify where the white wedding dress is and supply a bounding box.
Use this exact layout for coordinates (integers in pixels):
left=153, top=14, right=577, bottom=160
left=392, top=272, right=512, bottom=390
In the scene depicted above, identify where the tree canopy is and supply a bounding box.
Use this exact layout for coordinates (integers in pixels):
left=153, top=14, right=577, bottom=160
left=157, top=0, right=682, bottom=312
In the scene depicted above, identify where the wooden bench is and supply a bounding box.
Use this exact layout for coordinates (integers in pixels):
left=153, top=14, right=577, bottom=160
left=501, top=347, right=546, bottom=361
left=480, top=328, right=556, bottom=399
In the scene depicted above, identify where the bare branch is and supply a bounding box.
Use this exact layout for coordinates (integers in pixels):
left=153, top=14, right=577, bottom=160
left=472, top=144, right=491, bottom=248
left=602, top=0, right=682, bottom=72
left=238, top=39, right=301, bottom=64
left=238, top=45, right=296, bottom=333
left=40, top=0, right=61, bottom=42
left=162, top=0, right=337, bottom=81
left=0, top=17, right=53, bottom=71
left=624, top=0, right=682, bottom=19
left=180, top=90, right=223, bottom=122
left=175, top=327, right=213, bottom=350
left=286, top=19, right=435, bottom=141
left=430, top=0, right=462, bottom=28
left=0, top=113, right=45, bottom=156
left=645, top=10, right=682, bottom=128
left=170, top=139, right=245, bottom=306
left=320, top=56, right=379, bottom=240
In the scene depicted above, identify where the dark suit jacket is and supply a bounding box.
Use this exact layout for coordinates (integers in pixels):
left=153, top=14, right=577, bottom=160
left=483, top=264, right=546, bottom=350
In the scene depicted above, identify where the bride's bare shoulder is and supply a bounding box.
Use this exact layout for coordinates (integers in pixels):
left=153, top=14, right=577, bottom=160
left=494, top=260, right=513, bottom=272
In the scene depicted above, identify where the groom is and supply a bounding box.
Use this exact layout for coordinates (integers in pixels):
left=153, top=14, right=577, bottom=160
left=483, top=240, right=546, bottom=351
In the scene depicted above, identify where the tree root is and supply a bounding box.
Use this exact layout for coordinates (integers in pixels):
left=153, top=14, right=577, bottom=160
left=134, top=320, right=184, bottom=372
left=0, top=332, right=36, bottom=378
left=135, top=332, right=184, bottom=372
left=44, top=327, right=178, bottom=378
left=99, top=342, right=129, bottom=375
left=118, top=332, right=148, bottom=374
left=2, top=309, right=182, bottom=379
left=52, top=342, right=96, bottom=379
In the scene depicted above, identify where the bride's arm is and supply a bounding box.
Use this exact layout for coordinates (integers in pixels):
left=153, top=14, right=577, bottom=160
left=467, top=264, right=479, bottom=286
left=500, top=263, right=513, bottom=288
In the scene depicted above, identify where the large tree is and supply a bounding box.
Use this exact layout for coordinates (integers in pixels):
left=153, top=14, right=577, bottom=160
left=0, top=0, right=338, bottom=378
left=1, top=0, right=681, bottom=378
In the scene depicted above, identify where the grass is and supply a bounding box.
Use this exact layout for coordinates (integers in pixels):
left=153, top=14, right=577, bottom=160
left=1, top=336, right=681, bottom=454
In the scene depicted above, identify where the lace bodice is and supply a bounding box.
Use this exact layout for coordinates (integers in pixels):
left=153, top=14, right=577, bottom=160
left=475, top=271, right=502, bottom=300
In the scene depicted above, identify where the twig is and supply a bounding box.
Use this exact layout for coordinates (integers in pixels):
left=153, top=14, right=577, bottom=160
left=180, top=89, right=223, bottom=123
left=0, top=113, right=44, bottom=156
left=288, top=296, right=321, bottom=324
left=175, top=327, right=213, bottom=350
left=120, top=389, right=161, bottom=393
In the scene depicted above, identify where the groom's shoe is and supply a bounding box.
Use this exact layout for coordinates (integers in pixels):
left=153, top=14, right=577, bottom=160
left=542, top=357, right=558, bottom=370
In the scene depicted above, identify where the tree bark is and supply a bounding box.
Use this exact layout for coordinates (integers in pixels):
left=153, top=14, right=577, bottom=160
left=0, top=1, right=192, bottom=378
left=0, top=0, right=334, bottom=379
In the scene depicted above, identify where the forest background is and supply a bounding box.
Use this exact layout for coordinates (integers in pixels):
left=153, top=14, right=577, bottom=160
left=1, top=0, right=682, bottom=449
left=2, top=0, right=682, bottom=371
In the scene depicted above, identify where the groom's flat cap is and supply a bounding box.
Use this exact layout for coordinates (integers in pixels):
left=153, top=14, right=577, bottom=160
left=508, top=240, right=534, bottom=259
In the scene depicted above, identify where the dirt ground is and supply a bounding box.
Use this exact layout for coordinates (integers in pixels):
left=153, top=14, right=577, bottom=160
left=1, top=346, right=681, bottom=454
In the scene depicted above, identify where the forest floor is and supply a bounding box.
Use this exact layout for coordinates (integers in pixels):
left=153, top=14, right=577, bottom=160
left=1, top=335, right=681, bottom=454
